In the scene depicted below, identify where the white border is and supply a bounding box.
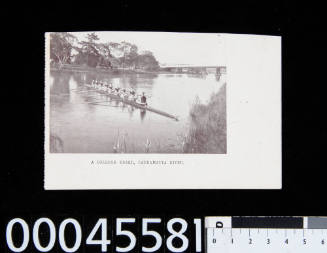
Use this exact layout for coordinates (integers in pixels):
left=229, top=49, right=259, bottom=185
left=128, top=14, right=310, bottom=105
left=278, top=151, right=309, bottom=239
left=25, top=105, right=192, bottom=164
left=44, top=32, right=281, bottom=189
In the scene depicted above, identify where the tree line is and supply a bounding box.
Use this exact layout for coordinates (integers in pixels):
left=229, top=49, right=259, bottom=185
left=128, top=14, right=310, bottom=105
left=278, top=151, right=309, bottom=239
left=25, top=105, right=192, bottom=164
left=50, top=32, right=160, bottom=71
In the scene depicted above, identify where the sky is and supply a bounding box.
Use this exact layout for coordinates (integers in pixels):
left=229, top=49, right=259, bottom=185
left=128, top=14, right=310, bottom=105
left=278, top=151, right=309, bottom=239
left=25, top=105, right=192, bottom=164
left=72, top=32, right=226, bottom=66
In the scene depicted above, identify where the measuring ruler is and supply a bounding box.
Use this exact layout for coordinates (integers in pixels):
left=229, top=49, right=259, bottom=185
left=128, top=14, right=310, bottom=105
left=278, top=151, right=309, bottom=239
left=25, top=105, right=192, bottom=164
left=205, top=216, right=327, bottom=253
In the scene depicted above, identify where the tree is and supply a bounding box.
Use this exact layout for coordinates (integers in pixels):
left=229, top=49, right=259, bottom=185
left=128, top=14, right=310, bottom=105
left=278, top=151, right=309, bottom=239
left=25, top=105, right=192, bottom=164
left=117, top=41, right=139, bottom=69
left=50, top=32, right=77, bottom=68
left=78, top=32, right=101, bottom=67
left=136, top=51, right=160, bottom=70
left=50, top=32, right=161, bottom=71
left=97, top=43, right=115, bottom=68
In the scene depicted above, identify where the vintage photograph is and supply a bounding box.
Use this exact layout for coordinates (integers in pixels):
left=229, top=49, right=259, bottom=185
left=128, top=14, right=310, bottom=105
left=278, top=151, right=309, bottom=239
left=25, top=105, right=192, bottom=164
left=48, top=32, right=227, bottom=154
left=45, top=33, right=281, bottom=189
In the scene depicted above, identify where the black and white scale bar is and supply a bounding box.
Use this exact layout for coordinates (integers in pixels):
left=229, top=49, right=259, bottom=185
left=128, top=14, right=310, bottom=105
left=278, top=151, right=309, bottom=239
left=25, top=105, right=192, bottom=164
left=205, top=216, right=327, bottom=229
left=205, top=217, right=327, bottom=253
left=232, top=217, right=303, bottom=228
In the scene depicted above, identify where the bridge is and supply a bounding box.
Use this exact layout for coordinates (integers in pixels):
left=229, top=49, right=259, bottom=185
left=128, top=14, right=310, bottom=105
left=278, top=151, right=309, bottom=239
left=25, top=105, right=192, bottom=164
left=159, top=64, right=226, bottom=75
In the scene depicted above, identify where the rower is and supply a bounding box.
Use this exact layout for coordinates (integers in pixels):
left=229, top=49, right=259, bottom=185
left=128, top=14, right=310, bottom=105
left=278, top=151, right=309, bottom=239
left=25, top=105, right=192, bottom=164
left=130, top=88, right=136, bottom=96
left=128, top=89, right=136, bottom=101
left=120, top=88, right=126, bottom=98
left=107, top=83, right=113, bottom=93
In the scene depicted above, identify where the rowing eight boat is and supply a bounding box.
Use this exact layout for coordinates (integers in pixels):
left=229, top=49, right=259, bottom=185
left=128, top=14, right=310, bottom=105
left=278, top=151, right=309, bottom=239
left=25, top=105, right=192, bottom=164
left=84, top=84, right=179, bottom=121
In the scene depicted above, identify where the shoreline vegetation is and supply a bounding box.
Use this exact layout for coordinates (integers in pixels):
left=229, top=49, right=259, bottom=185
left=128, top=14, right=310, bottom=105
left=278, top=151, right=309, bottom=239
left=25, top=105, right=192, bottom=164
left=50, top=64, right=171, bottom=75
left=50, top=32, right=161, bottom=72
left=49, top=32, right=224, bottom=75
left=182, top=83, right=227, bottom=153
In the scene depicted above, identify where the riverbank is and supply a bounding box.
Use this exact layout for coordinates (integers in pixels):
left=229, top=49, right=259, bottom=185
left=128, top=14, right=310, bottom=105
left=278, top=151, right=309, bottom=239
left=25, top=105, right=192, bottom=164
left=50, top=64, right=163, bottom=75
left=182, top=83, right=227, bottom=154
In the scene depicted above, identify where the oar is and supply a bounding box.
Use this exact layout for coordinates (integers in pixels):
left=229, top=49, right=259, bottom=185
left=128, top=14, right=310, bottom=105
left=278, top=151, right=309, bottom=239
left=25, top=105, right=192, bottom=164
left=74, top=89, right=99, bottom=94
left=83, top=94, right=108, bottom=98
left=136, top=94, right=153, bottom=98
left=72, top=101, right=120, bottom=107
left=88, top=102, right=120, bottom=107
left=69, top=88, right=85, bottom=91
left=51, top=90, right=100, bottom=96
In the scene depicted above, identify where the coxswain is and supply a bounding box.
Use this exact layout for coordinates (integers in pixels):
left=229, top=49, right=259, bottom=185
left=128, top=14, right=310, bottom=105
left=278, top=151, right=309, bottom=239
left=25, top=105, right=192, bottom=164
left=140, top=92, right=147, bottom=106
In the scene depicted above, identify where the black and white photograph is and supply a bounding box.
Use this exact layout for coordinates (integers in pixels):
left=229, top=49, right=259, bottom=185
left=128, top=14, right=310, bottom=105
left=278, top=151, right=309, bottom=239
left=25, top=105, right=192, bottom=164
left=48, top=32, right=227, bottom=154
left=44, top=32, right=281, bottom=189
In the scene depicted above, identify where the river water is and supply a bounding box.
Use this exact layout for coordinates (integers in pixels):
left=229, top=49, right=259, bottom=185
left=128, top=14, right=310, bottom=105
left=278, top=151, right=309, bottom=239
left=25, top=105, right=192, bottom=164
left=49, top=70, right=226, bottom=153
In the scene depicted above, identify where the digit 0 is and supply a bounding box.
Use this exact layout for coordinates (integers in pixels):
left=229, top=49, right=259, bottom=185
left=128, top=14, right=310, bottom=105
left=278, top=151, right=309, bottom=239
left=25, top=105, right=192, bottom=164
left=59, top=218, right=82, bottom=252
left=33, top=218, right=56, bottom=252
left=6, top=218, right=30, bottom=252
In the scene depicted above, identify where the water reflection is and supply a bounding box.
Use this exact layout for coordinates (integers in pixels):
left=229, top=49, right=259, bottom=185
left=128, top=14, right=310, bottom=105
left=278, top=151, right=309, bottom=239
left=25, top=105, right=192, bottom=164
left=49, top=70, right=226, bottom=153
left=51, top=73, right=71, bottom=95
left=140, top=109, right=146, bottom=121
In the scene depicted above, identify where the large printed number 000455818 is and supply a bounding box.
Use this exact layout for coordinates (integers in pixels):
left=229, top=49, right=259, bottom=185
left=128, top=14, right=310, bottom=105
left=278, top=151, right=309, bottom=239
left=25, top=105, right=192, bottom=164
left=5, top=217, right=202, bottom=253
